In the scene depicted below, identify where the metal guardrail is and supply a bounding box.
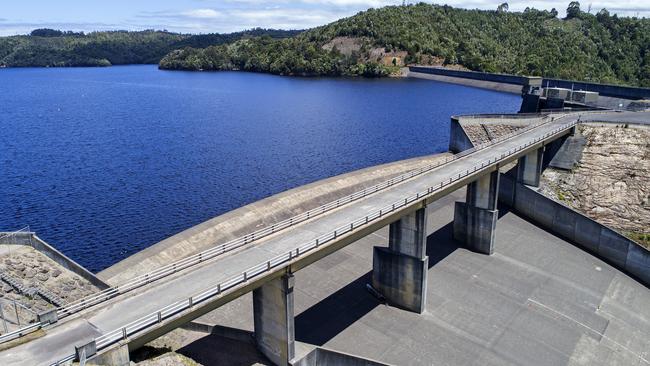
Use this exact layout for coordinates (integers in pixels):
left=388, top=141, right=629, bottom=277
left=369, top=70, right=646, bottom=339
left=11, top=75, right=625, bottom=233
left=0, top=226, right=32, bottom=245
left=2, top=112, right=570, bottom=347
left=52, top=114, right=565, bottom=321
left=48, top=115, right=578, bottom=365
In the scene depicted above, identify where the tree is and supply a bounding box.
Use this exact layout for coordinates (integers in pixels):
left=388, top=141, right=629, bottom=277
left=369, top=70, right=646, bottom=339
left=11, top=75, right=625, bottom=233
left=550, top=8, right=559, bottom=18
left=497, top=3, right=509, bottom=13
left=566, top=2, right=581, bottom=19
left=596, top=8, right=610, bottom=23
left=30, top=28, right=63, bottom=37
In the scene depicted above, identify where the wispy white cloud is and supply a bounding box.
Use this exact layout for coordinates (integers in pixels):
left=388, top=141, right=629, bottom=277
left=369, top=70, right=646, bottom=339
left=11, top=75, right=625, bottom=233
left=0, top=1, right=648, bottom=36
left=132, top=5, right=354, bottom=33
left=182, top=9, right=222, bottom=19
left=0, top=21, right=120, bottom=36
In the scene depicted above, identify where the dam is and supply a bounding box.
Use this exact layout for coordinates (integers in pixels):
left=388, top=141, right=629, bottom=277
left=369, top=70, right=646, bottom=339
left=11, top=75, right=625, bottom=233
left=0, top=71, right=649, bottom=366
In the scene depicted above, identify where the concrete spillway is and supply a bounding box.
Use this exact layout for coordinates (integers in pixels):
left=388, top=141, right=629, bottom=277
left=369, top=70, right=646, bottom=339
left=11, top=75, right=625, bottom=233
left=1, top=111, right=649, bottom=366
left=191, top=188, right=650, bottom=366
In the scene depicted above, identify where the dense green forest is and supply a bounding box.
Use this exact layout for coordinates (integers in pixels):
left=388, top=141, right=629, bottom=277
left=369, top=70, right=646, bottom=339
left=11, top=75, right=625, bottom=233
left=159, top=2, right=650, bottom=86
left=0, top=29, right=300, bottom=67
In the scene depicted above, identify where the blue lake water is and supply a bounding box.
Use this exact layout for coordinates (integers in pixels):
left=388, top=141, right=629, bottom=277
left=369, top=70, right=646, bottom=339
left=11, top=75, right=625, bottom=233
left=0, top=65, right=520, bottom=272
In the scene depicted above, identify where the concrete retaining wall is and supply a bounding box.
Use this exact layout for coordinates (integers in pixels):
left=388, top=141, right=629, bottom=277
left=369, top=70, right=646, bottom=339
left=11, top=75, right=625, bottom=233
left=499, top=174, right=650, bottom=286
left=293, top=347, right=391, bottom=366
left=0, top=232, right=108, bottom=289
left=449, top=117, right=474, bottom=153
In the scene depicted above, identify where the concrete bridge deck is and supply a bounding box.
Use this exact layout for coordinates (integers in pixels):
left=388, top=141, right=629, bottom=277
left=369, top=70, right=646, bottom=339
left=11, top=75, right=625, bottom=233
left=0, top=112, right=618, bottom=365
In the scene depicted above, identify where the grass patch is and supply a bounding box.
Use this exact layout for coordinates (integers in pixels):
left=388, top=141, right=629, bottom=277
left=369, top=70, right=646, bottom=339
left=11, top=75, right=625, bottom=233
left=0, top=328, right=46, bottom=352
left=626, top=232, right=650, bottom=250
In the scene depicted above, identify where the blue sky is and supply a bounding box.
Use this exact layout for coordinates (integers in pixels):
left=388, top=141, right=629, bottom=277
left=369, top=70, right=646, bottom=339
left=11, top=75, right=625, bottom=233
left=1, top=1, right=648, bottom=36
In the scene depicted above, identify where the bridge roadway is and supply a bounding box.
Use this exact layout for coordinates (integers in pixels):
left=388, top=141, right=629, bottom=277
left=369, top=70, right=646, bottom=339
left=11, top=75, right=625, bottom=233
left=0, top=112, right=588, bottom=365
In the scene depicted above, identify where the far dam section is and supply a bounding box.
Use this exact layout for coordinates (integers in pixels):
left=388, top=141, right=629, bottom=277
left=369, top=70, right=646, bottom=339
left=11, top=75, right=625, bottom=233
left=0, top=65, right=520, bottom=271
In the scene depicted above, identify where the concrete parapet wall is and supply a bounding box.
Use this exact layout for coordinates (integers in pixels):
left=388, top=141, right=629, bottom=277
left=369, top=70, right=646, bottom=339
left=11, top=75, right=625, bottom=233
left=409, top=66, right=650, bottom=100
left=499, top=174, right=650, bottom=286
left=0, top=232, right=108, bottom=289
left=409, top=66, right=531, bottom=86
left=407, top=71, right=522, bottom=94
left=544, top=78, right=650, bottom=100
left=292, top=347, right=392, bottom=366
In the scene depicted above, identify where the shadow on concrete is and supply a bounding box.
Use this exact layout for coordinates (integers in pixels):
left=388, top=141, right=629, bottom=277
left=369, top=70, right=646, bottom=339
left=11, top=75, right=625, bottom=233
left=177, top=333, right=271, bottom=366
left=295, top=270, right=377, bottom=345
left=427, top=222, right=461, bottom=269
left=295, top=222, right=459, bottom=346
left=497, top=204, right=512, bottom=219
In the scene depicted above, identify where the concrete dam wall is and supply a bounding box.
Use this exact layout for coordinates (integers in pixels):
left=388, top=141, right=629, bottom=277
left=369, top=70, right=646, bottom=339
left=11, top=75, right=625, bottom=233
left=544, top=78, right=650, bottom=100
left=409, top=66, right=650, bottom=100
left=98, top=153, right=451, bottom=285
left=409, top=66, right=532, bottom=86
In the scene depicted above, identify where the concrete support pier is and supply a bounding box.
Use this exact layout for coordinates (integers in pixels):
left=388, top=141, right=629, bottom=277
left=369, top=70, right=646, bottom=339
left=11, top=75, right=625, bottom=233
left=517, top=147, right=544, bottom=187
left=454, top=170, right=500, bottom=255
left=253, top=274, right=295, bottom=366
left=372, top=207, right=428, bottom=313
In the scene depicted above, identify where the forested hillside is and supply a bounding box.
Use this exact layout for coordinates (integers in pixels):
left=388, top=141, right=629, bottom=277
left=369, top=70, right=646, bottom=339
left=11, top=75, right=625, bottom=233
left=0, top=29, right=300, bottom=67
left=159, top=3, right=650, bottom=86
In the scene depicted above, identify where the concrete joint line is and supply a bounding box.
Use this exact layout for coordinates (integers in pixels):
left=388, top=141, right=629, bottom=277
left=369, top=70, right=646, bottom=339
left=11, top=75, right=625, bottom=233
left=527, top=298, right=650, bottom=365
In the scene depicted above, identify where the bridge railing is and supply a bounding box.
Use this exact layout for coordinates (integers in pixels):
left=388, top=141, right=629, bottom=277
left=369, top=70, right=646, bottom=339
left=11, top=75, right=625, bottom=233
left=49, top=117, right=579, bottom=365
left=55, top=114, right=560, bottom=318
left=2, top=112, right=571, bottom=346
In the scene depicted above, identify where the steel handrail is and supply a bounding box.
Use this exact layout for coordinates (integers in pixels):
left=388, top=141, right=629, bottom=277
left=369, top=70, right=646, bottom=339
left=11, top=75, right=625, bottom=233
left=49, top=117, right=578, bottom=365
left=0, top=226, right=31, bottom=242
left=6, top=112, right=575, bottom=346
left=54, top=113, right=562, bottom=318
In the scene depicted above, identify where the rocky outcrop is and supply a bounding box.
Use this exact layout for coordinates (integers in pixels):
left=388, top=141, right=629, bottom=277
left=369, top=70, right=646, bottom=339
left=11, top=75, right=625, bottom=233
left=462, top=124, right=524, bottom=144
left=540, top=124, right=650, bottom=248
left=0, top=244, right=100, bottom=327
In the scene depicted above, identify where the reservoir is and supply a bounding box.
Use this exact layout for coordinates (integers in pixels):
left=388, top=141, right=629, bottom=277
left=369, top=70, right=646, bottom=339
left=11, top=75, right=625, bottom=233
left=0, top=65, right=520, bottom=271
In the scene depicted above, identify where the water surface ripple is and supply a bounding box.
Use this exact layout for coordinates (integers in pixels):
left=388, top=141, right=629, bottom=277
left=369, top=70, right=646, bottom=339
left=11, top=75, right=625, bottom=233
left=0, top=65, right=519, bottom=271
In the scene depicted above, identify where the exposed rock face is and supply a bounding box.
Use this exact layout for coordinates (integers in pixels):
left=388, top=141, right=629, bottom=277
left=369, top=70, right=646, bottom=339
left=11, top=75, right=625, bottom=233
left=0, top=244, right=101, bottom=328
left=540, top=124, right=650, bottom=248
left=321, top=36, right=408, bottom=67
left=462, top=124, right=524, bottom=144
